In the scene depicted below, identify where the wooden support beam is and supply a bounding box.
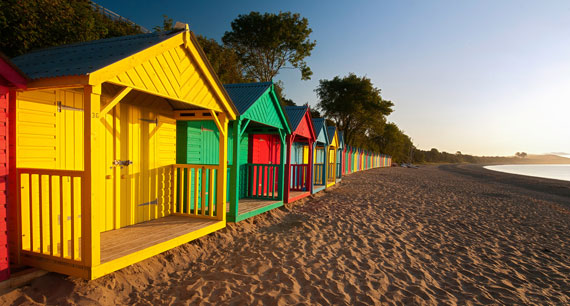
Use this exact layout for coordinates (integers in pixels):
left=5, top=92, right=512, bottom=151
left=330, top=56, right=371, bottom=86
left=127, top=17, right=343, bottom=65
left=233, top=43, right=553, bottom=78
left=209, top=110, right=225, bottom=137
left=100, top=87, right=131, bottom=116
left=239, top=119, right=250, bottom=137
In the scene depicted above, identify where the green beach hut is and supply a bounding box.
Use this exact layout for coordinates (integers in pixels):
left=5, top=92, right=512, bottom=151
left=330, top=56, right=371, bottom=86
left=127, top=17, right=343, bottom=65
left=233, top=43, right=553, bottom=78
left=223, top=82, right=291, bottom=222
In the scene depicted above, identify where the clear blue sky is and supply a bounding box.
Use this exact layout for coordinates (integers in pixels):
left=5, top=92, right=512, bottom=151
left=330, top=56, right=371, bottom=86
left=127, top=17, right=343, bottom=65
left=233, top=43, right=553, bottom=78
left=95, top=0, right=570, bottom=156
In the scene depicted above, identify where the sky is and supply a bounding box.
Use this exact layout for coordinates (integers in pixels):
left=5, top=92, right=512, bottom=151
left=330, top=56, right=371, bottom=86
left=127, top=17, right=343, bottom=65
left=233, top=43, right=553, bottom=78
left=95, top=0, right=570, bottom=157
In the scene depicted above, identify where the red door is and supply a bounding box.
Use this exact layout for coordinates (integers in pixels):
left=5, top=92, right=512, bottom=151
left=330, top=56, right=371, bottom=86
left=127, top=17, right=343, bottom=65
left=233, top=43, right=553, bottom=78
left=250, top=135, right=281, bottom=196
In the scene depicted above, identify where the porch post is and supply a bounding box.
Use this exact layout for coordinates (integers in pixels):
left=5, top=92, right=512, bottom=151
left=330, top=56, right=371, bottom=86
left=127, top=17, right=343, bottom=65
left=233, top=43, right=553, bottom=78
left=284, top=134, right=292, bottom=201
left=229, top=120, right=240, bottom=218
left=217, top=113, right=228, bottom=222
left=278, top=130, right=286, bottom=202
left=308, top=140, right=314, bottom=193
left=309, top=141, right=317, bottom=194
left=323, top=146, right=330, bottom=183
left=84, top=84, right=102, bottom=270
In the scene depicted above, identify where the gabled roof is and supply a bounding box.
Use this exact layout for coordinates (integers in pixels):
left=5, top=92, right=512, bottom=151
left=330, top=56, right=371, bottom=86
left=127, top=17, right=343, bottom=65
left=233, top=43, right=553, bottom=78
left=12, top=30, right=182, bottom=80
left=0, top=52, right=26, bottom=88
left=223, top=82, right=272, bottom=114
left=10, top=27, right=238, bottom=119
left=326, top=125, right=337, bottom=144
left=223, top=82, right=290, bottom=132
left=284, top=105, right=315, bottom=141
left=338, top=131, right=344, bottom=148
left=284, top=105, right=308, bottom=130
left=312, top=118, right=329, bottom=145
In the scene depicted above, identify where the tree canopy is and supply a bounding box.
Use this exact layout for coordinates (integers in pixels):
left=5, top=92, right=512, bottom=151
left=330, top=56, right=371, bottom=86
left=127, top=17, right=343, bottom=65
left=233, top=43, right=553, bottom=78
left=316, top=73, right=394, bottom=146
left=0, top=0, right=143, bottom=57
left=222, top=11, right=316, bottom=82
left=196, top=35, right=250, bottom=84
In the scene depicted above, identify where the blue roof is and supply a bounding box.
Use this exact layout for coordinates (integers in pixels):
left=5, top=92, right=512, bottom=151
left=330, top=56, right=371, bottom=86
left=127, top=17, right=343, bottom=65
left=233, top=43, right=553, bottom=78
left=326, top=125, right=337, bottom=143
left=11, top=30, right=183, bottom=80
left=223, top=82, right=272, bottom=115
left=338, top=131, right=344, bottom=148
left=284, top=105, right=308, bottom=131
left=312, top=118, right=328, bottom=144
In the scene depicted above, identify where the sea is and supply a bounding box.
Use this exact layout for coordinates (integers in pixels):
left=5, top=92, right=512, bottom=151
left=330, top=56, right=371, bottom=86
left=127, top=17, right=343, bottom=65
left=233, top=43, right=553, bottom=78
left=484, top=164, right=570, bottom=182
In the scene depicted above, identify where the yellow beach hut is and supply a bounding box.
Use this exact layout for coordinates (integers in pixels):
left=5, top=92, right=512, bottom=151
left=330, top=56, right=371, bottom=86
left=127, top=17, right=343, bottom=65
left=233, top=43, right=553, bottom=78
left=325, top=125, right=338, bottom=188
left=9, top=25, right=237, bottom=279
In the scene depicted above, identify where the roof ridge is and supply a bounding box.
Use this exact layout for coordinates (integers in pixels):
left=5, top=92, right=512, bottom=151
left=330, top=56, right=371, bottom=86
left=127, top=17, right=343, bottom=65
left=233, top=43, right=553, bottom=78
left=223, top=81, right=272, bottom=88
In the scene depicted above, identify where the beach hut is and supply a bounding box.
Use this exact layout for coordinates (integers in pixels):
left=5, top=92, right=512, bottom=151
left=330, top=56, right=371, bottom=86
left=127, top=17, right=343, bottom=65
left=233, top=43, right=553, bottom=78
left=311, top=118, right=328, bottom=194
left=283, top=106, right=315, bottom=203
left=325, top=126, right=338, bottom=187
left=0, top=54, right=27, bottom=282
left=336, top=131, right=344, bottom=183
left=221, top=82, right=291, bottom=222
left=346, top=146, right=354, bottom=174
left=8, top=26, right=237, bottom=279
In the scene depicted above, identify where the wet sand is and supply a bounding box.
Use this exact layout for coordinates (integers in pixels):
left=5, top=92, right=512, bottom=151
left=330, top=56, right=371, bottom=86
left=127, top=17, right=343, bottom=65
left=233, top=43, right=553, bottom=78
left=1, top=165, right=569, bottom=305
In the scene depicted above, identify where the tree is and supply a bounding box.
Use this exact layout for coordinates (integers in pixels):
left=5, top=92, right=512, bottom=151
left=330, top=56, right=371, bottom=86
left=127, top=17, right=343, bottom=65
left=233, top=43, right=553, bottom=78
left=0, top=0, right=143, bottom=57
left=315, top=73, right=394, bottom=146
left=196, top=35, right=250, bottom=84
left=222, top=11, right=316, bottom=82
left=153, top=15, right=173, bottom=32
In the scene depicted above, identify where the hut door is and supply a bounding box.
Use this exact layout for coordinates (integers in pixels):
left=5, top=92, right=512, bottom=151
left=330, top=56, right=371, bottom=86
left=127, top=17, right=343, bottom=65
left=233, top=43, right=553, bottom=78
left=250, top=135, right=280, bottom=196
left=105, top=104, right=176, bottom=230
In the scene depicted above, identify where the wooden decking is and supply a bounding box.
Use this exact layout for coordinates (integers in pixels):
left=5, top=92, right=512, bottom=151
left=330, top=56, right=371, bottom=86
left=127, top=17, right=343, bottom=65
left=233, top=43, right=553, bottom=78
left=286, top=190, right=311, bottom=203
left=313, top=184, right=326, bottom=193
left=229, top=198, right=281, bottom=215
left=100, top=216, right=219, bottom=263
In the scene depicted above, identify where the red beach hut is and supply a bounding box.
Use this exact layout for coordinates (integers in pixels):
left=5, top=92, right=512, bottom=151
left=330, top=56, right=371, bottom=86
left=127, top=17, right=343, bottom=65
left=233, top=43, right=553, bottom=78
left=283, top=106, right=316, bottom=203
left=0, top=54, right=26, bottom=281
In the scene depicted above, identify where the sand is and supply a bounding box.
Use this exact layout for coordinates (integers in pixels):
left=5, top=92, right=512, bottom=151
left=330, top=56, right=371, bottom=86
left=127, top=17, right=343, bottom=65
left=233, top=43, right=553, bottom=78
left=1, top=165, right=569, bottom=305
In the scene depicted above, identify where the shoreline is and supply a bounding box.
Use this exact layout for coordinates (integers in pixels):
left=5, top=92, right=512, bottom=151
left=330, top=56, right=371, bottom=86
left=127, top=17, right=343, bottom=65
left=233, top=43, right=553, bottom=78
left=439, top=164, right=570, bottom=209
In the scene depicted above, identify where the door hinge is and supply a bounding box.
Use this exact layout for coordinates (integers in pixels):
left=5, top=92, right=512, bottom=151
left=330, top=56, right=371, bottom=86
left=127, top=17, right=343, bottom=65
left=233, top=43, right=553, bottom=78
left=57, top=101, right=84, bottom=112
left=139, top=118, right=158, bottom=125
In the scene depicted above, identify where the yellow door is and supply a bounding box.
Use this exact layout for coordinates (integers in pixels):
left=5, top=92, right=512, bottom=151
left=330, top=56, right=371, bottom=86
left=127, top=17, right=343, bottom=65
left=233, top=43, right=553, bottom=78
left=103, top=103, right=176, bottom=231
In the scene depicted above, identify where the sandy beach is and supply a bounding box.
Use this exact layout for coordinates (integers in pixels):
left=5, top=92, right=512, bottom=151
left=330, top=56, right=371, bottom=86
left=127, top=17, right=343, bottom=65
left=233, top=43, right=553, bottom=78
left=1, top=165, right=569, bottom=305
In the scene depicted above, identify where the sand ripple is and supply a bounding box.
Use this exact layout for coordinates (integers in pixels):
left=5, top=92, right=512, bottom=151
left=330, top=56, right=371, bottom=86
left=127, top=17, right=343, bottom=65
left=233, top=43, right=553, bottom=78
left=1, top=166, right=569, bottom=305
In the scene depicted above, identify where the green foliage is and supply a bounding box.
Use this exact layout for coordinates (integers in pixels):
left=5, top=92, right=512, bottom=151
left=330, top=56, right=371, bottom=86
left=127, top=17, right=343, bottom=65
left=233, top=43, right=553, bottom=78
left=153, top=15, right=173, bottom=32
left=196, top=35, right=251, bottom=84
left=0, top=0, right=143, bottom=57
left=222, top=11, right=316, bottom=82
left=316, top=73, right=394, bottom=146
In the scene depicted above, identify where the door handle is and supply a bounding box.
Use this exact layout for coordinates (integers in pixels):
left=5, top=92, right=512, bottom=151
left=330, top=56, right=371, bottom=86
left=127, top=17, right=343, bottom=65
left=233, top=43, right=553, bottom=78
left=113, top=160, right=133, bottom=168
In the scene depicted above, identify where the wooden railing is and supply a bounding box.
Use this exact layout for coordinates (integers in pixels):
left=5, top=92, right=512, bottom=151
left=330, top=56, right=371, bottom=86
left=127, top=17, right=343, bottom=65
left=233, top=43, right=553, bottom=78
left=327, top=163, right=336, bottom=183
left=290, top=164, right=309, bottom=191
left=16, top=168, right=85, bottom=264
left=247, top=164, right=280, bottom=200
left=173, top=164, right=219, bottom=218
left=313, top=163, right=325, bottom=185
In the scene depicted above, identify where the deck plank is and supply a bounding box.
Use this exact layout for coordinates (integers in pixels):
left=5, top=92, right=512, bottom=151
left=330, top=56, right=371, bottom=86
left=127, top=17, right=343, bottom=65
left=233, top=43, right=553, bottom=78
left=100, top=216, right=218, bottom=263
left=228, top=199, right=281, bottom=215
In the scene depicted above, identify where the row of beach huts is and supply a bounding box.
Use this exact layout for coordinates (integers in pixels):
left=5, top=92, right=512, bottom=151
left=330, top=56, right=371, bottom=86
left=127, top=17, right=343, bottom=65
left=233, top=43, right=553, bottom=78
left=0, top=25, right=391, bottom=281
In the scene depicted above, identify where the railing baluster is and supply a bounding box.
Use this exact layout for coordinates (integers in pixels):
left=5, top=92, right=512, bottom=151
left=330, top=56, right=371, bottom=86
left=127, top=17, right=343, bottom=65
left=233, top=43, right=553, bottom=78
left=200, top=167, right=206, bottom=216
left=261, top=165, right=265, bottom=197
left=29, top=174, right=33, bottom=253
left=178, top=168, right=183, bottom=214
left=194, top=168, right=199, bottom=215
left=49, top=176, right=53, bottom=256
left=209, top=169, right=215, bottom=217
left=59, top=176, right=64, bottom=258
left=249, top=165, right=254, bottom=198
left=39, top=175, right=43, bottom=254
left=186, top=168, right=191, bottom=214
left=70, top=176, right=75, bottom=260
